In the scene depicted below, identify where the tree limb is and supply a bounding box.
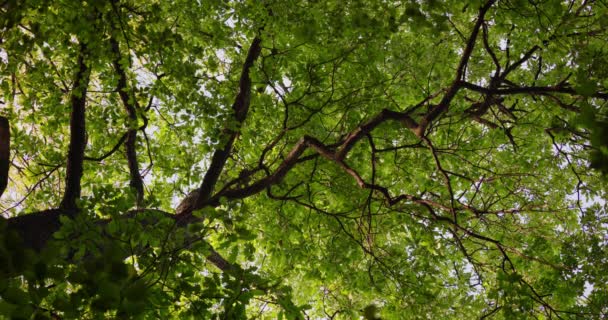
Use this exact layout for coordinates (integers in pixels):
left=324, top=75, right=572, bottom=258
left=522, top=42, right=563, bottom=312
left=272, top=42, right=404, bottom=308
left=176, top=37, right=262, bottom=216
left=0, top=116, right=9, bottom=198
left=59, top=43, right=91, bottom=212
left=83, top=131, right=129, bottom=161
left=460, top=81, right=608, bottom=100
left=336, top=109, right=420, bottom=160
left=110, top=36, right=144, bottom=205
left=418, top=0, right=496, bottom=134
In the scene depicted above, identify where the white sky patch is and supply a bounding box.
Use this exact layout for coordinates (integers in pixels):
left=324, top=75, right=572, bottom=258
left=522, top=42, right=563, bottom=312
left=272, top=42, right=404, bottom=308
left=282, top=76, right=292, bottom=88
left=0, top=49, right=7, bottom=63
left=462, top=260, right=484, bottom=296
left=224, top=15, right=236, bottom=28
left=475, top=77, right=488, bottom=87
left=265, top=76, right=293, bottom=97
left=134, top=63, right=156, bottom=89
left=201, top=87, right=214, bottom=98
left=544, top=63, right=556, bottom=72
left=498, top=38, right=508, bottom=51
left=582, top=281, right=594, bottom=299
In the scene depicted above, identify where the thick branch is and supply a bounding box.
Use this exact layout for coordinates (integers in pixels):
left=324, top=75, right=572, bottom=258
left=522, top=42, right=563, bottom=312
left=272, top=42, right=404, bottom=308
left=206, top=248, right=237, bottom=272
left=232, top=37, right=263, bottom=123
left=207, top=107, right=428, bottom=206
left=5, top=209, right=62, bottom=251
left=60, top=44, right=90, bottom=212
left=110, top=37, right=144, bottom=205
left=176, top=37, right=262, bottom=215
left=336, top=109, right=420, bottom=160
left=419, top=0, right=496, bottom=134
left=214, top=137, right=313, bottom=202
left=460, top=81, right=608, bottom=100
left=215, top=135, right=380, bottom=203
left=4, top=207, right=237, bottom=284
left=0, top=116, right=9, bottom=198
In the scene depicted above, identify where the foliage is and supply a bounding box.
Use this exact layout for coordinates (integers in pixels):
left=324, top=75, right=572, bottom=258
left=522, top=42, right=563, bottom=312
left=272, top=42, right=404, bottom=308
left=1, top=0, right=608, bottom=319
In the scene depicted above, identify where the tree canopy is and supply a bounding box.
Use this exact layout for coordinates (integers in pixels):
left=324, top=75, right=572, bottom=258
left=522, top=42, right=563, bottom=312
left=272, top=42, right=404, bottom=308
left=1, top=0, right=608, bottom=318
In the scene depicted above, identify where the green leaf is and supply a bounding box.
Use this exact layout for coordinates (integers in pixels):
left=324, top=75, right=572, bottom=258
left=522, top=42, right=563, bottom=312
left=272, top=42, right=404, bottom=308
left=574, top=79, right=598, bottom=97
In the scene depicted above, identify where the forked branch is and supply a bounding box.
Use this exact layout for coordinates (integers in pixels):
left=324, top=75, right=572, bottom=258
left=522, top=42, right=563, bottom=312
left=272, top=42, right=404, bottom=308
left=418, top=0, right=497, bottom=134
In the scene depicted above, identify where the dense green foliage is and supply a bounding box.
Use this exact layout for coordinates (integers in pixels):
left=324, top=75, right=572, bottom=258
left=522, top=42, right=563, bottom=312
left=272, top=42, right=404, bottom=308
left=1, top=0, right=608, bottom=318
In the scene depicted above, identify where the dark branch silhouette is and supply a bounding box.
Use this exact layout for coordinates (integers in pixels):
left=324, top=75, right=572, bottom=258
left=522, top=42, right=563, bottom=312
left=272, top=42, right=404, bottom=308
left=110, top=36, right=145, bottom=206
left=0, top=116, right=9, bottom=198
left=176, top=37, right=262, bottom=216
left=59, top=43, right=91, bottom=212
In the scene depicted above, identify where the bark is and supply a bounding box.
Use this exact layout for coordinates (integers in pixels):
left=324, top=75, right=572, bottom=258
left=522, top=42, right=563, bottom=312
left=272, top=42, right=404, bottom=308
left=418, top=0, right=496, bottom=135
left=5, top=209, right=63, bottom=251
left=110, top=37, right=145, bottom=206
left=59, top=44, right=90, bottom=212
left=3, top=207, right=235, bottom=273
left=176, top=37, right=262, bottom=216
left=0, top=116, right=9, bottom=198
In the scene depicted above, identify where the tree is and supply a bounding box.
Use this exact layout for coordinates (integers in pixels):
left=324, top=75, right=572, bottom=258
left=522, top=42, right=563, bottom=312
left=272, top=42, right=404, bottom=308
left=1, top=0, right=607, bottom=318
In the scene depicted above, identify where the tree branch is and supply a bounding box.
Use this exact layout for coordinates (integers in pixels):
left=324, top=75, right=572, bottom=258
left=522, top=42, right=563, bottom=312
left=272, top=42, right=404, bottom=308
left=59, top=43, right=91, bottom=212
left=460, top=81, right=608, bottom=100
left=418, top=0, right=496, bottom=134
left=176, top=37, right=262, bottom=216
left=0, top=116, right=9, bottom=198
left=501, top=45, right=540, bottom=79
left=205, top=105, right=434, bottom=206
left=83, top=131, right=129, bottom=161
left=336, top=109, right=420, bottom=160
left=110, top=36, right=144, bottom=205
